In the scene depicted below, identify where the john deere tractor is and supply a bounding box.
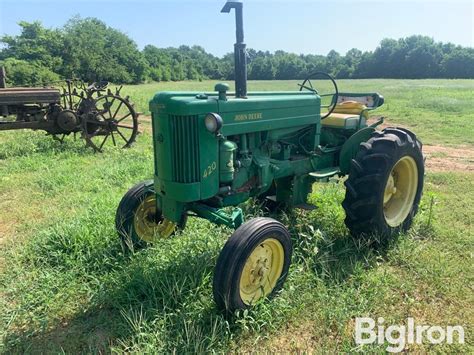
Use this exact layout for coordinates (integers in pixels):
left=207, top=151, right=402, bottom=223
left=116, top=1, right=424, bottom=312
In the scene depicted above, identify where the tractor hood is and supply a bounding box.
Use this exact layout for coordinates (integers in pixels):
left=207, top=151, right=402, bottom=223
left=150, top=90, right=321, bottom=136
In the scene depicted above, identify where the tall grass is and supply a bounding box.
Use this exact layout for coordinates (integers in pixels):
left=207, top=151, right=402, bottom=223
left=0, top=80, right=473, bottom=352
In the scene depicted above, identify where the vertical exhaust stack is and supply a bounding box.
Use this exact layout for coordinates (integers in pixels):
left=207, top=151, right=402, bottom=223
left=221, top=1, right=247, bottom=98
left=0, top=66, right=8, bottom=117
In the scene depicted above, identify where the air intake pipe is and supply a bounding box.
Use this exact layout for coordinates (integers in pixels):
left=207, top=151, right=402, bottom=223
left=221, top=1, right=247, bottom=98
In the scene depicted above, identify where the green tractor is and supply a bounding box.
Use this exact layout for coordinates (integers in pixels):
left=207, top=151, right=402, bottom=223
left=116, top=1, right=424, bottom=313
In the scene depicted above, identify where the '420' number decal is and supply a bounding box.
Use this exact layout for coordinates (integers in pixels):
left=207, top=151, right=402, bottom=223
left=203, top=162, right=217, bottom=179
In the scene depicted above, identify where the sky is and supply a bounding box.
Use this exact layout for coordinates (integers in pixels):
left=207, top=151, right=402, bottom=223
left=0, top=0, right=472, bottom=57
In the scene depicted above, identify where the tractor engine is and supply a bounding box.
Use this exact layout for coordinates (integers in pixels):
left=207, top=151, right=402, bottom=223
left=150, top=85, right=335, bottom=225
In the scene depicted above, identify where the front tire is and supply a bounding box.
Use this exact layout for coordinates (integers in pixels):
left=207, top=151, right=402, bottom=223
left=213, top=217, right=292, bottom=313
left=115, top=180, right=181, bottom=251
left=342, top=127, right=424, bottom=239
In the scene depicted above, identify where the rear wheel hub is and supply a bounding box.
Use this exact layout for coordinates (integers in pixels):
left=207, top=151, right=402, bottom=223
left=383, top=156, right=418, bottom=227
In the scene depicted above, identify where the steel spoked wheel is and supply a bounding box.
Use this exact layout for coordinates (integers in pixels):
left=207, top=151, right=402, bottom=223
left=383, top=156, right=419, bottom=227
left=60, top=80, right=90, bottom=112
left=342, top=127, right=424, bottom=239
left=213, top=217, right=292, bottom=313
left=52, top=86, right=85, bottom=142
left=83, top=94, right=138, bottom=152
left=60, top=91, right=83, bottom=113
left=115, top=180, right=182, bottom=252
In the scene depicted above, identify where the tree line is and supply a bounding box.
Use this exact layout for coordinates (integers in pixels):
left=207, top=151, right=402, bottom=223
left=1, top=17, right=473, bottom=86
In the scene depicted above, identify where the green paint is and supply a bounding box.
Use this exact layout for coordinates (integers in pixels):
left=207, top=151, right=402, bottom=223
left=190, top=203, right=243, bottom=229
left=219, top=140, right=238, bottom=183
left=149, top=85, right=384, bottom=225
left=339, top=127, right=376, bottom=174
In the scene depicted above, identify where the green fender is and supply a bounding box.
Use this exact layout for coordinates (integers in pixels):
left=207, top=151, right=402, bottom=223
left=339, top=127, right=375, bottom=175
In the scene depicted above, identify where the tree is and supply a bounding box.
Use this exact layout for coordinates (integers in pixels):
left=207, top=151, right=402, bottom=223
left=0, top=58, right=60, bottom=86
left=442, top=48, right=474, bottom=78
left=61, top=17, right=147, bottom=83
left=403, top=36, right=442, bottom=78
left=369, top=38, right=400, bottom=77
left=1, top=17, right=474, bottom=85
left=274, top=52, right=306, bottom=79
left=0, top=21, right=63, bottom=78
left=353, top=51, right=375, bottom=78
left=303, top=54, right=328, bottom=75
left=249, top=57, right=275, bottom=80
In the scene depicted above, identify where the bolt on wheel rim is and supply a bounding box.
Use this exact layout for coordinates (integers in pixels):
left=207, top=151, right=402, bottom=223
left=133, top=195, right=176, bottom=242
left=383, top=156, right=418, bottom=227
left=239, top=237, right=285, bottom=305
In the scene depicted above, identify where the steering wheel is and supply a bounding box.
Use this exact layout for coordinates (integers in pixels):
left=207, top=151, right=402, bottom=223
left=298, top=71, right=339, bottom=119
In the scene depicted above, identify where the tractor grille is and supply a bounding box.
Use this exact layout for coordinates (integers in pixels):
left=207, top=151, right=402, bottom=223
left=169, top=115, right=200, bottom=183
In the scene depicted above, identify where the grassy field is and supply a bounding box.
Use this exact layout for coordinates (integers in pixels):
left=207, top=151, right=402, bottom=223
left=0, top=79, right=473, bottom=353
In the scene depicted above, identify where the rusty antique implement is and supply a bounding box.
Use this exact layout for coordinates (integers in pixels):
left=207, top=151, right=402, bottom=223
left=0, top=68, right=139, bottom=152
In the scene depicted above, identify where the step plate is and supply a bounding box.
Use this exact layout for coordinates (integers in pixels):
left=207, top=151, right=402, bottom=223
left=309, top=168, right=340, bottom=179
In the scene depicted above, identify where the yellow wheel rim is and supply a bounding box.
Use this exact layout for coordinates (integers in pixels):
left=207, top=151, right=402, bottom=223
left=239, top=238, right=285, bottom=305
left=133, top=195, right=176, bottom=243
left=383, top=156, right=418, bottom=227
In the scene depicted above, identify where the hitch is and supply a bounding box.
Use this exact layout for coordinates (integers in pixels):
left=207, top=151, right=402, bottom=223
left=190, top=203, right=244, bottom=229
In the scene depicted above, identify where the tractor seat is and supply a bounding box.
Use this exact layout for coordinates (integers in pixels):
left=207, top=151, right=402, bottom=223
left=322, top=101, right=368, bottom=129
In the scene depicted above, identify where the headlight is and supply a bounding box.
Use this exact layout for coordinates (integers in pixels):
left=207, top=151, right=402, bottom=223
left=205, top=113, right=223, bottom=133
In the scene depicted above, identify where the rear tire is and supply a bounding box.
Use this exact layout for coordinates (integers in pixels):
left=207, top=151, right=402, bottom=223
left=213, top=217, right=292, bottom=313
left=342, top=127, right=424, bottom=239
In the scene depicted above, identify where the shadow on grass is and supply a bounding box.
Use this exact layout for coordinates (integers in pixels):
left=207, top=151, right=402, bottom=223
left=2, top=233, right=234, bottom=353
left=3, top=207, right=398, bottom=353
left=276, top=207, right=396, bottom=285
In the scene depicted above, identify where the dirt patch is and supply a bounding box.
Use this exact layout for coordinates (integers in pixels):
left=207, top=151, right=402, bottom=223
left=0, top=221, right=15, bottom=244
left=0, top=222, right=13, bottom=272
left=423, top=145, right=474, bottom=172
left=3, top=308, right=119, bottom=353
left=0, top=198, right=18, bottom=246
left=367, top=119, right=474, bottom=172
left=237, top=320, right=323, bottom=352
